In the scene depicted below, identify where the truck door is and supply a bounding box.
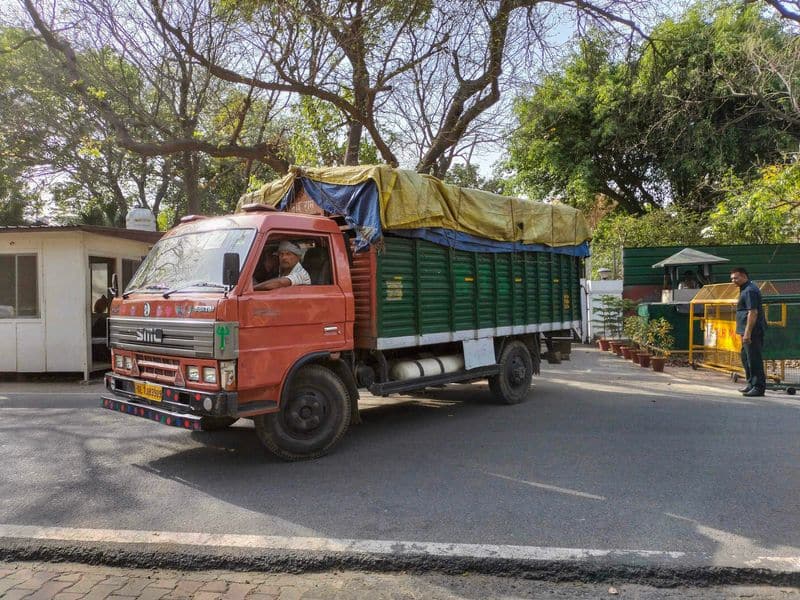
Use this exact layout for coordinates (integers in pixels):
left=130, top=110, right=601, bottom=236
left=237, top=233, right=349, bottom=402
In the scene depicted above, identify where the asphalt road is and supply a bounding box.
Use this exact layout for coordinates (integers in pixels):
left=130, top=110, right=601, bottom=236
left=1, top=346, right=799, bottom=582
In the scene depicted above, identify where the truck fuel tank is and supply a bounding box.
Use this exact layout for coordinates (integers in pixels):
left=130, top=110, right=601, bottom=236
left=389, top=354, right=465, bottom=381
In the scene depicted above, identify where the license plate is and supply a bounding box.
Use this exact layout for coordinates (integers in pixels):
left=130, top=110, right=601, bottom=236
left=134, top=382, right=162, bottom=403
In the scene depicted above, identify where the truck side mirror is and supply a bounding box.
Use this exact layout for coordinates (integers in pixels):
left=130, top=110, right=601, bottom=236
left=222, top=252, right=241, bottom=288
left=108, top=273, right=118, bottom=298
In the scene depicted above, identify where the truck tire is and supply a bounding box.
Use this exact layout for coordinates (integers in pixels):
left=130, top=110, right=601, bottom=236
left=199, top=416, right=238, bottom=431
left=254, top=364, right=351, bottom=461
left=489, top=340, right=533, bottom=404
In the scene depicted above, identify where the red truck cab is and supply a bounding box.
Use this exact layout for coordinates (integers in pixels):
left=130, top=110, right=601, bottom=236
left=103, top=207, right=358, bottom=460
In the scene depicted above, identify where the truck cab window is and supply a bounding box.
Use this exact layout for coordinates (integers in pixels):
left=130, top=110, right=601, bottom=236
left=302, top=244, right=332, bottom=285
left=254, top=236, right=332, bottom=290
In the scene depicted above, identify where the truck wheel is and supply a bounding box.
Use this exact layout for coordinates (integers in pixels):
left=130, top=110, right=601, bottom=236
left=199, top=416, right=238, bottom=431
left=489, top=340, right=533, bottom=404
left=254, top=364, right=351, bottom=461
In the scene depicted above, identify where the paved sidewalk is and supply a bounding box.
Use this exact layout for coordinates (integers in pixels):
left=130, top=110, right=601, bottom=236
left=2, top=561, right=799, bottom=599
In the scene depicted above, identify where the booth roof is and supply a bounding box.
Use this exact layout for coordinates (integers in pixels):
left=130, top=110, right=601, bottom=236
left=0, top=225, right=163, bottom=244
left=651, top=247, right=730, bottom=268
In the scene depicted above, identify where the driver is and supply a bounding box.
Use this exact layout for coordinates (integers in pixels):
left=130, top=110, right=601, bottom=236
left=254, top=240, right=311, bottom=290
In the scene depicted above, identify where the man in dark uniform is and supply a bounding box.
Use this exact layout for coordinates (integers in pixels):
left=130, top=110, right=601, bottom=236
left=730, top=267, right=767, bottom=397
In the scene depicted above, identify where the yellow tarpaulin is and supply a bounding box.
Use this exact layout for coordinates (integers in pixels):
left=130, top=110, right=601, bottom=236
left=237, top=165, right=591, bottom=248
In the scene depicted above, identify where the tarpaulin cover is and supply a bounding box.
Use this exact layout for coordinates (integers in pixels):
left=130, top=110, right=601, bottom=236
left=237, top=165, right=591, bottom=254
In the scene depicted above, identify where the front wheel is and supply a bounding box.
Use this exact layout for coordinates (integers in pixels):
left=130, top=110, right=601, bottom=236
left=254, top=364, right=351, bottom=461
left=489, top=340, right=534, bottom=404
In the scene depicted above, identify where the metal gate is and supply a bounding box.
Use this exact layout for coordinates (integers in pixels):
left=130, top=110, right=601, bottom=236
left=689, top=280, right=800, bottom=394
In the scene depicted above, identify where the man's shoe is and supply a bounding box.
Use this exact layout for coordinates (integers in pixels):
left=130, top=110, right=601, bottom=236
left=738, top=386, right=753, bottom=393
left=742, top=388, right=765, bottom=397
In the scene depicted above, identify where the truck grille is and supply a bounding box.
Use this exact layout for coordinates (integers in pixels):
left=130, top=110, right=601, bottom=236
left=108, top=317, right=238, bottom=360
left=136, top=353, right=180, bottom=384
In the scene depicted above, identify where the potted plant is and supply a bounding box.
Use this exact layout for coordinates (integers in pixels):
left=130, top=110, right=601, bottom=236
left=647, top=318, right=674, bottom=372
left=596, top=295, right=636, bottom=350
left=623, top=315, right=647, bottom=362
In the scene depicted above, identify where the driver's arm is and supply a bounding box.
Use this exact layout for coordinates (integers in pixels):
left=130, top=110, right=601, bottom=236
left=254, top=277, right=292, bottom=291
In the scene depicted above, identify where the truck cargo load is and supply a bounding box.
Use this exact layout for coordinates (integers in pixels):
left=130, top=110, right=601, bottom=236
left=238, top=165, right=591, bottom=254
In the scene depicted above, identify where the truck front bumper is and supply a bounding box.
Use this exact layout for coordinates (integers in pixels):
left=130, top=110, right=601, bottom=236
left=101, top=396, right=205, bottom=430
left=101, top=372, right=239, bottom=427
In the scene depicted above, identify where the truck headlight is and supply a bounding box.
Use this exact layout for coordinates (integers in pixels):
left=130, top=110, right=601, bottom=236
left=115, top=354, right=123, bottom=368
left=202, top=367, right=217, bottom=384
left=186, top=366, right=200, bottom=381
left=219, top=360, right=237, bottom=390
left=124, top=356, right=133, bottom=370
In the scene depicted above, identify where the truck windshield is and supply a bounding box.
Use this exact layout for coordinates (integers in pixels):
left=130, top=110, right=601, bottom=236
left=125, top=228, right=256, bottom=294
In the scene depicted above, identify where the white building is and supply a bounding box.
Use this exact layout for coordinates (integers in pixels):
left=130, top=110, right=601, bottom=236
left=0, top=225, right=162, bottom=379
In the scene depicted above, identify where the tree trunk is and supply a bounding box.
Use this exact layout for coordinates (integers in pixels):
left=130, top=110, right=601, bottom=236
left=345, top=120, right=363, bottom=166
left=181, top=151, right=201, bottom=216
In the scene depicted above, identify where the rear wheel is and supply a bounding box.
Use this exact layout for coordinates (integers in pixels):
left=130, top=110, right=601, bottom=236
left=199, top=416, right=238, bottom=431
left=489, top=340, right=534, bottom=404
left=254, top=364, right=351, bottom=461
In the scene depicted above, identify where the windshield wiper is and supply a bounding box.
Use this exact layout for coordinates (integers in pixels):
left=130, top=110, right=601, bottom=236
left=162, top=281, right=227, bottom=298
left=122, top=284, right=168, bottom=299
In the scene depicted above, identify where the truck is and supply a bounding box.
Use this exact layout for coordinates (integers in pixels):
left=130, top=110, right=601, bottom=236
left=101, top=166, right=590, bottom=460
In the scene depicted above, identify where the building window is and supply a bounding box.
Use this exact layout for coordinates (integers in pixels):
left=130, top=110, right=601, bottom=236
left=0, top=254, right=39, bottom=318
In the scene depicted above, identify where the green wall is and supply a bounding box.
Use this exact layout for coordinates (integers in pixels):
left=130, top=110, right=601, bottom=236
left=623, top=244, right=800, bottom=287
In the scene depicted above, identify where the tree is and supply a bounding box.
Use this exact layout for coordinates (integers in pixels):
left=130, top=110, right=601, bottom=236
left=706, top=158, right=800, bottom=243
left=508, top=33, right=659, bottom=213
left=637, top=4, right=797, bottom=212
left=17, top=0, right=655, bottom=200
left=19, top=0, right=292, bottom=215
left=590, top=208, right=708, bottom=278
left=0, top=26, right=189, bottom=225
left=508, top=4, right=799, bottom=213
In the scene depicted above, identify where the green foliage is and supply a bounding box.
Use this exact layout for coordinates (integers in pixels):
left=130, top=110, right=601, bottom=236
left=201, top=158, right=280, bottom=216
left=706, top=159, right=800, bottom=244
left=0, top=27, right=165, bottom=225
left=157, top=207, right=175, bottom=231
left=444, top=164, right=506, bottom=194
left=646, top=317, right=675, bottom=357
left=289, top=97, right=346, bottom=167
left=509, top=33, right=649, bottom=212
left=623, top=314, right=648, bottom=346
left=508, top=3, right=797, bottom=214
left=594, top=295, right=637, bottom=339
left=590, top=208, right=708, bottom=278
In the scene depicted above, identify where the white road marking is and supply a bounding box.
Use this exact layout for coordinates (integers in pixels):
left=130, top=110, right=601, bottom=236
left=0, top=523, right=684, bottom=562
left=485, top=471, right=607, bottom=500
left=3, top=523, right=799, bottom=571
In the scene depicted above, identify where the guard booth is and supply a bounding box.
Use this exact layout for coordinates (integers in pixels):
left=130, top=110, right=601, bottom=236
left=0, top=225, right=161, bottom=379
left=689, top=280, right=800, bottom=394
left=637, top=248, right=729, bottom=352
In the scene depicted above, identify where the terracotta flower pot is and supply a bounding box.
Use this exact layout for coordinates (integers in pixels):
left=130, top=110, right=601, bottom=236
left=598, top=339, right=610, bottom=351
left=631, top=352, right=640, bottom=365
left=621, top=346, right=632, bottom=359
left=638, top=353, right=651, bottom=368
left=651, top=356, right=666, bottom=372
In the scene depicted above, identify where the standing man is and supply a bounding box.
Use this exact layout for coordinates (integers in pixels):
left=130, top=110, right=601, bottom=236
left=730, top=267, right=767, bottom=397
